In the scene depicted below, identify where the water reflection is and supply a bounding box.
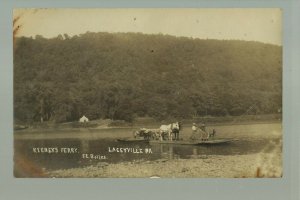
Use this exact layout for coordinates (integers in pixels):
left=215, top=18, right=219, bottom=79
left=81, top=139, right=89, bottom=152
left=157, top=144, right=175, bottom=160
left=193, top=147, right=198, bottom=156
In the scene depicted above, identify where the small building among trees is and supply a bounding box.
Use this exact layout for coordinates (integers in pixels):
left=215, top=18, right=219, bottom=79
left=79, top=115, right=89, bottom=123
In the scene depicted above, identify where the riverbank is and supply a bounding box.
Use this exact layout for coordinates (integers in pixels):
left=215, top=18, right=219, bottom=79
left=47, top=151, right=282, bottom=178
left=15, top=114, right=281, bottom=134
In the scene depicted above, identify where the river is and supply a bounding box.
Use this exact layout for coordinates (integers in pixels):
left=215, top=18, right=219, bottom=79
left=14, top=123, right=282, bottom=171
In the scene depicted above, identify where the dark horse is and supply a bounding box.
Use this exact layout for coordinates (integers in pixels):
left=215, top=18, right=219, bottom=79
left=172, top=122, right=182, bottom=140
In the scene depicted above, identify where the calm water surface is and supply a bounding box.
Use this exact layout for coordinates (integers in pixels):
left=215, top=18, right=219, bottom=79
left=14, top=123, right=282, bottom=170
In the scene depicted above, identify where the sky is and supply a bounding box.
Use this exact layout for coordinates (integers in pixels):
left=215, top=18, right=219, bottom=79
left=13, top=8, right=282, bottom=45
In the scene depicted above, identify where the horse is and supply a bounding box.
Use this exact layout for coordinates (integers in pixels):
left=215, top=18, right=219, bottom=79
left=173, top=122, right=182, bottom=140
left=208, top=129, right=216, bottom=139
left=159, top=122, right=181, bottom=141
left=133, top=128, right=160, bottom=140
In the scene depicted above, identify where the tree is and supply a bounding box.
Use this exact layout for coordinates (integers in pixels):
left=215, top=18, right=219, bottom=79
left=13, top=32, right=282, bottom=123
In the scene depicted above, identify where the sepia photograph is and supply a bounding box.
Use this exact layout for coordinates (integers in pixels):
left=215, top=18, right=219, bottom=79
left=13, top=8, right=282, bottom=178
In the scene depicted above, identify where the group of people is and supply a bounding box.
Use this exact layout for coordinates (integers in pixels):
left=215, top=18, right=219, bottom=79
left=134, top=122, right=216, bottom=141
left=134, top=122, right=181, bottom=141
left=190, top=122, right=216, bottom=141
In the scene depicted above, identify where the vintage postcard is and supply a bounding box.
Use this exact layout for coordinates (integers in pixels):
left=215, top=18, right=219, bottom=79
left=13, top=8, right=282, bottom=178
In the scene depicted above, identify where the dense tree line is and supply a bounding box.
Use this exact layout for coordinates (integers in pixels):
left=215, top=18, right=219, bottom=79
left=14, top=32, right=282, bottom=123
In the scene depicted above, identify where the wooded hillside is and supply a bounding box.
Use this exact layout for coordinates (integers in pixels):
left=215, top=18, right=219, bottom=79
left=14, top=32, right=282, bottom=123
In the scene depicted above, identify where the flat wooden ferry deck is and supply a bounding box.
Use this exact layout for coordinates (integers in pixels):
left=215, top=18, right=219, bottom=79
left=149, top=139, right=232, bottom=145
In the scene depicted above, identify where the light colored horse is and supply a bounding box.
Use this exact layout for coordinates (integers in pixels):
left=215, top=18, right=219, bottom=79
left=159, top=122, right=180, bottom=141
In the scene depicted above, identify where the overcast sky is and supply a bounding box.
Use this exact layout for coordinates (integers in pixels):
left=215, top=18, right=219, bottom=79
left=14, top=8, right=282, bottom=45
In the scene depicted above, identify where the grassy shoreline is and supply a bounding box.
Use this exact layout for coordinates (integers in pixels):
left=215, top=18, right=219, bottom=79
left=15, top=114, right=281, bottom=134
